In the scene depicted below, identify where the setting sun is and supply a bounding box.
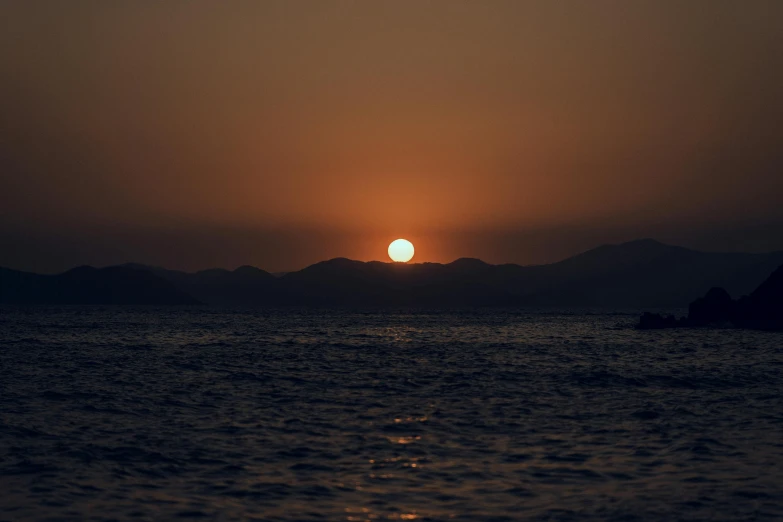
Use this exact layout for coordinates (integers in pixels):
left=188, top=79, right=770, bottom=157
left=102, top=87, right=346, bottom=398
left=388, top=239, right=414, bottom=262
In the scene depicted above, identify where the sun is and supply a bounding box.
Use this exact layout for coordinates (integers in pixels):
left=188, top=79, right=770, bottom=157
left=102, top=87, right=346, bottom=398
left=388, top=239, right=414, bottom=263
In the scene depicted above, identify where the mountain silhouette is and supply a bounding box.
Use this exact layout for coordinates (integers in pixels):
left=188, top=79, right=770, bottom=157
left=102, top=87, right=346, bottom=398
left=279, top=257, right=514, bottom=306
left=511, top=239, right=783, bottom=306
left=121, top=264, right=280, bottom=306
left=2, top=239, right=783, bottom=306
left=0, top=265, right=198, bottom=305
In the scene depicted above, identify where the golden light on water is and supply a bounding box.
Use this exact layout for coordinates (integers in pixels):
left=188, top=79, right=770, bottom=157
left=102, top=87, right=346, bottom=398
left=387, top=435, right=421, bottom=444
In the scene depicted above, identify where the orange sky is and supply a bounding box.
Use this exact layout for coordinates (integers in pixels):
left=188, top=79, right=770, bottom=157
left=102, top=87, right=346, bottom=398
left=1, top=1, right=782, bottom=272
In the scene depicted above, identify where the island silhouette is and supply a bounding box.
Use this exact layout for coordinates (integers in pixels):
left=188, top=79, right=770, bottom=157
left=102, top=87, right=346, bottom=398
left=639, top=263, right=783, bottom=330
left=1, top=240, right=782, bottom=319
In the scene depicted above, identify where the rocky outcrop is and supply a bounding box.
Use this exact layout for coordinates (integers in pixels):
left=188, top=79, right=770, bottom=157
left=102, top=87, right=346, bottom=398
left=638, top=312, right=685, bottom=329
left=688, top=287, right=734, bottom=324
left=733, top=264, right=783, bottom=330
left=637, top=265, right=783, bottom=330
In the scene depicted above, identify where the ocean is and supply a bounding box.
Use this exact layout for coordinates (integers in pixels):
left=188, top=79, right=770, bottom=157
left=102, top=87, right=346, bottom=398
left=1, top=307, right=782, bottom=521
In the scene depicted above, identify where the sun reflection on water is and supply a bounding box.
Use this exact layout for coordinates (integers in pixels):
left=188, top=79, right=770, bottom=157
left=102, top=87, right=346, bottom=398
left=387, top=435, right=421, bottom=444
left=344, top=507, right=420, bottom=521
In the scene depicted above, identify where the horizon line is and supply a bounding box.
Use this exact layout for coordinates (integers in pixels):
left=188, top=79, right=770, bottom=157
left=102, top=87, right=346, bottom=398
left=6, top=238, right=783, bottom=277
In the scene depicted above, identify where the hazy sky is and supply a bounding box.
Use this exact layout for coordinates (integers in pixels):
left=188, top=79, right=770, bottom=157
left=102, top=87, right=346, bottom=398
left=1, top=1, right=782, bottom=272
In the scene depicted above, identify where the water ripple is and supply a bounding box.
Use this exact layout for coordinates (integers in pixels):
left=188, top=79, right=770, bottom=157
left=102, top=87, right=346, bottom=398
left=0, top=307, right=782, bottom=520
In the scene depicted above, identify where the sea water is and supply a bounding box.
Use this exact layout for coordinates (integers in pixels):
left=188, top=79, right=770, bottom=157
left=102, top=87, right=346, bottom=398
left=1, top=307, right=782, bottom=521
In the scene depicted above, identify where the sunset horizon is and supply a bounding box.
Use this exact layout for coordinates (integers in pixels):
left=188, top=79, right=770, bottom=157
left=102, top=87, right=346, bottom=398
left=2, top=2, right=782, bottom=521
left=2, top=2, right=782, bottom=274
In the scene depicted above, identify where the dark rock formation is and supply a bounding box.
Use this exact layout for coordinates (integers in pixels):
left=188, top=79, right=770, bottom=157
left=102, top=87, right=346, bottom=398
left=733, top=264, right=783, bottom=330
left=638, top=312, right=683, bottom=329
left=688, top=287, right=734, bottom=325
left=637, top=264, right=783, bottom=330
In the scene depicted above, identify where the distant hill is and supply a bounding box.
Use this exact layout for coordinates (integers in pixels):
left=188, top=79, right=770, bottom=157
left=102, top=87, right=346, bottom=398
left=274, top=239, right=783, bottom=307
left=278, top=257, right=516, bottom=306
left=3, top=239, right=783, bottom=307
left=121, top=264, right=280, bottom=306
left=509, top=239, right=783, bottom=306
left=0, top=266, right=199, bottom=305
